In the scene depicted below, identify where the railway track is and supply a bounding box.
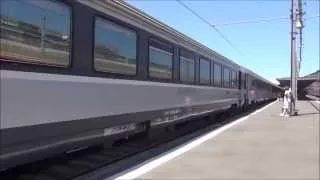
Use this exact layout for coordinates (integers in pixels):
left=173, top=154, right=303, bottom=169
left=0, top=102, right=270, bottom=180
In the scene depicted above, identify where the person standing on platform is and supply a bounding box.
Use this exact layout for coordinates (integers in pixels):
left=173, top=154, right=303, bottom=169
left=280, top=87, right=291, bottom=118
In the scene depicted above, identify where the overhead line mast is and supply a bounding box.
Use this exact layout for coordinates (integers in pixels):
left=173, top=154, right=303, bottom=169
left=290, top=0, right=304, bottom=115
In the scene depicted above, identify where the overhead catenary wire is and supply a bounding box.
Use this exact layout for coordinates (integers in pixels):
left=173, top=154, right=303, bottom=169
left=212, top=16, right=288, bottom=27
left=176, top=0, right=244, bottom=56
left=212, top=15, right=319, bottom=27
left=176, top=0, right=318, bottom=57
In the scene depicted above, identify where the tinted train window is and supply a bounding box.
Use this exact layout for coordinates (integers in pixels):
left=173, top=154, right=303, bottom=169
left=231, top=70, right=237, bottom=88
left=223, top=67, right=230, bottom=88
left=180, top=51, right=195, bottom=83
left=242, top=73, right=246, bottom=89
left=0, top=0, right=71, bottom=66
left=94, top=17, right=136, bottom=75
left=244, top=73, right=247, bottom=88
left=213, top=63, right=222, bottom=87
left=199, top=58, right=210, bottom=85
left=149, top=39, right=173, bottom=79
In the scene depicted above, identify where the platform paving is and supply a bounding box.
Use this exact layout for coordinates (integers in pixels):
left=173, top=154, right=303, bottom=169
left=139, top=101, right=320, bottom=180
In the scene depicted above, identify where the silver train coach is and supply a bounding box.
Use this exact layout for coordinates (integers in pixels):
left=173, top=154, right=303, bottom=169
left=0, top=0, right=282, bottom=170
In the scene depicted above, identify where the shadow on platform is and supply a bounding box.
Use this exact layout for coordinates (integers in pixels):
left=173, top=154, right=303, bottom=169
left=296, top=112, right=320, bottom=116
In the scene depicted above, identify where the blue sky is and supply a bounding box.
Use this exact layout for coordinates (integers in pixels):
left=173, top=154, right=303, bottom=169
left=128, top=0, right=319, bottom=84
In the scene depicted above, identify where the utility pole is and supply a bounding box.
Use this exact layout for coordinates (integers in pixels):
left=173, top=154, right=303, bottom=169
left=297, top=0, right=304, bottom=76
left=290, top=0, right=299, bottom=115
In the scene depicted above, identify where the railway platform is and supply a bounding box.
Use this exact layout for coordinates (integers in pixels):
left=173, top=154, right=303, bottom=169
left=117, top=101, right=320, bottom=180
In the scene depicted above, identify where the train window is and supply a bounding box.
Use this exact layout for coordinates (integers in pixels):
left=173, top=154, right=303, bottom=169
left=244, top=73, right=247, bottom=88
left=94, top=17, right=137, bottom=75
left=223, top=67, right=230, bottom=88
left=213, top=63, right=222, bottom=87
left=0, top=0, right=71, bottom=66
left=231, top=70, right=237, bottom=88
left=236, top=71, right=239, bottom=88
left=241, top=72, right=245, bottom=89
left=180, top=50, right=195, bottom=83
left=148, top=39, right=173, bottom=80
left=199, top=58, right=210, bottom=85
left=236, top=72, right=239, bottom=88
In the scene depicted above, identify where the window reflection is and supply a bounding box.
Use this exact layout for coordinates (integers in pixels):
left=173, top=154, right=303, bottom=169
left=94, top=17, right=136, bottom=75
left=199, top=58, right=210, bottom=85
left=213, top=63, right=222, bottom=87
left=180, top=56, right=195, bottom=83
left=149, top=46, right=173, bottom=79
left=231, top=71, right=237, bottom=88
left=0, top=0, right=71, bottom=66
left=223, top=67, right=230, bottom=88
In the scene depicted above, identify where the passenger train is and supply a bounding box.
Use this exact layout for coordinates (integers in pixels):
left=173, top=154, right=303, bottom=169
left=0, top=0, right=282, bottom=170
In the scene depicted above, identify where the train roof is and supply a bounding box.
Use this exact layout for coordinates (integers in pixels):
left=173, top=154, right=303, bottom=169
left=78, top=0, right=239, bottom=67
left=79, top=0, right=280, bottom=88
left=241, top=66, right=282, bottom=89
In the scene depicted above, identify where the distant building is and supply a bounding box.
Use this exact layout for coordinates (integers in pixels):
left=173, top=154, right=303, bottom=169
left=277, top=70, right=320, bottom=100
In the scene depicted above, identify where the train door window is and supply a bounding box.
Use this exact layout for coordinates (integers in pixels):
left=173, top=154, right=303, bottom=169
left=213, top=62, right=222, bottom=87
left=223, top=67, right=230, bottom=88
left=94, top=17, right=137, bottom=75
left=180, top=50, right=195, bottom=83
left=238, top=71, right=241, bottom=89
left=229, top=70, right=232, bottom=88
left=236, top=71, right=239, bottom=88
left=199, top=58, right=210, bottom=85
left=0, top=0, right=71, bottom=66
left=242, top=72, right=245, bottom=89
left=148, top=39, right=173, bottom=80
left=231, top=70, right=234, bottom=88
left=244, top=73, right=247, bottom=89
left=231, top=70, right=237, bottom=88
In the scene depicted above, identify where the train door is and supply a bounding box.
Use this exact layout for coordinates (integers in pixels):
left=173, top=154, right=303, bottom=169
left=244, top=73, right=248, bottom=105
left=239, top=71, right=248, bottom=107
left=247, top=75, right=257, bottom=104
